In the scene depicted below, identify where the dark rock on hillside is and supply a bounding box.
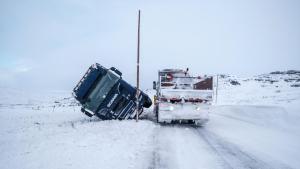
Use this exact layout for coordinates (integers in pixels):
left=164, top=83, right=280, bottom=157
left=265, top=79, right=278, bottom=84
left=286, top=70, right=300, bottom=75
left=270, top=71, right=283, bottom=75
left=270, top=70, right=300, bottom=75
left=255, top=78, right=264, bottom=82
left=230, top=80, right=241, bottom=85
left=219, top=74, right=230, bottom=79
left=284, top=79, right=299, bottom=82
left=291, top=84, right=300, bottom=87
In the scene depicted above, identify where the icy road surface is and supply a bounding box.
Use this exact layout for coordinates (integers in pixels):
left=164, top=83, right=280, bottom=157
left=151, top=105, right=299, bottom=169
left=1, top=104, right=299, bottom=169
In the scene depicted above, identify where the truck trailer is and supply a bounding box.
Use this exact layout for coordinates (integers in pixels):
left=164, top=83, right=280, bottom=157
left=73, top=63, right=152, bottom=120
left=153, top=68, right=214, bottom=125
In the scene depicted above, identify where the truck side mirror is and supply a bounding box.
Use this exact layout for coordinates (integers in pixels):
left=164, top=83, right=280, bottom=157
left=110, top=67, right=122, bottom=77
left=153, top=81, right=156, bottom=90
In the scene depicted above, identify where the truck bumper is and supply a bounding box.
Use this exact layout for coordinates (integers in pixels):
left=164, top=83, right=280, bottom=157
left=157, top=103, right=210, bottom=124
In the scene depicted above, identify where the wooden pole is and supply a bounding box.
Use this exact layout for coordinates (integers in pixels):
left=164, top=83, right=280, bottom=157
left=215, top=74, right=219, bottom=104
left=136, top=10, right=141, bottom=122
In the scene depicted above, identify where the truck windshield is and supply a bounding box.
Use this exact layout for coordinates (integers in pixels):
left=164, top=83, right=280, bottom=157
left=84, top=71, right=119, bottom=112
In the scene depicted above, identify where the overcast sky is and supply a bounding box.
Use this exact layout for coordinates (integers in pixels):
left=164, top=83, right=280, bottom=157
left=1, top=0, right=300, bottom=91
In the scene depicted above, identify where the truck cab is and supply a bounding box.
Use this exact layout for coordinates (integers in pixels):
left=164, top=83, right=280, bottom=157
left=73, top=63, right=152, bottom=120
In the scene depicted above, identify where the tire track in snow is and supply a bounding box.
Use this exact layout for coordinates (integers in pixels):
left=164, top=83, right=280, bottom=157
left=149, top=125, right=225, bottom=169
left=148, top=132, right=161, bottom=169
left=195, top=128, right=292, bottom=169
left=148, top=125, right=173, bottom=169
left=149, top=123, right=292, bottom=169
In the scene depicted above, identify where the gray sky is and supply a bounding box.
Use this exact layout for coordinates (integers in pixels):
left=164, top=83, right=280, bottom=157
left=1, top=0, right=300, bottom=91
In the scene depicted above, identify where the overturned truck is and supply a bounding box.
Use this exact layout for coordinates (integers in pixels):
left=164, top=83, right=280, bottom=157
left=153, top=69, right=214, bottom=125
left=73, top=63, right=152, bottom=120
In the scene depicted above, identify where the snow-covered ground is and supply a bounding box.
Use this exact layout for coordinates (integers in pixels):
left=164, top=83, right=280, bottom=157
left=0, top=71, right=300, bottom=169
left=0, top=104, right=156, bottom=169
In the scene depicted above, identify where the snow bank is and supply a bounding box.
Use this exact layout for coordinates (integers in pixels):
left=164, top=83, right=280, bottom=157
left=0, top=105, right=157, bottom=169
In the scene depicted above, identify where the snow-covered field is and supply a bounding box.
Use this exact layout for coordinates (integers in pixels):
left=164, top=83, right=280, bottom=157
left=0, top=71, right=300, bottom=169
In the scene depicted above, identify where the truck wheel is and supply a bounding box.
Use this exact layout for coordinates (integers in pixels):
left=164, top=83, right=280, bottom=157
left=142, top=94, right=152, bottom=108
left=155, top=106, right=159, bottom=123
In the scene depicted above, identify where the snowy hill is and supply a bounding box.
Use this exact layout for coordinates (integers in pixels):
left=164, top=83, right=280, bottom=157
left=0, top=71, right=300, bottom=169
left=217, top=70, right=300, bottom=108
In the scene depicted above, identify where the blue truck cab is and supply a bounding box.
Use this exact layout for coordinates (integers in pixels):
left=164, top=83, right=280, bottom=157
left=73, top=63, right=152, bottom=120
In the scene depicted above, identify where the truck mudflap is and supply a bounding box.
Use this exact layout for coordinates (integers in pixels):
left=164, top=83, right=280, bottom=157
left=157, top=102, right=210, bottom=125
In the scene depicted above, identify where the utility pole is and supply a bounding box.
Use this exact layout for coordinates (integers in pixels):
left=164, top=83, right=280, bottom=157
left=215, top=74, right=219, bottom=104
left=136, top=10, right=141, bottom=122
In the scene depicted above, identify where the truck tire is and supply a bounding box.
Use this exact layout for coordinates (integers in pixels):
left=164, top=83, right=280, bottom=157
left=142, top=95, right=152, bottom=108
left=139, top=92, right=152, bottom=108
left=155, top=105, right=159, bottom=123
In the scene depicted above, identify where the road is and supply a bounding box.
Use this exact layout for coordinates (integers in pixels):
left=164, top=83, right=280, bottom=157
left=149, top=105, right=299, bottom=169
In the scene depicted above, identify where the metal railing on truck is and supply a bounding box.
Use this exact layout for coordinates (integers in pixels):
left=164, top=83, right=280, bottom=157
left=73, top=63, right=101, bottom=96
